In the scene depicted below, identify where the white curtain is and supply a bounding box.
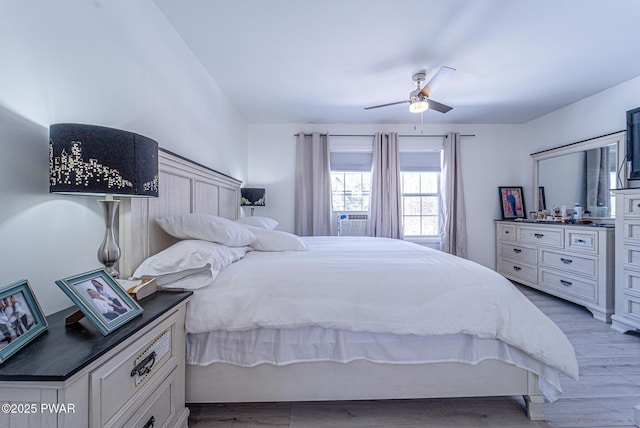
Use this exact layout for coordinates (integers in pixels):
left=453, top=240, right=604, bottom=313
left=369, top=132, right=403, bottom=238
left=440, top=132, right=468, bottom=257
left=295, top=132, right=332, bottom=236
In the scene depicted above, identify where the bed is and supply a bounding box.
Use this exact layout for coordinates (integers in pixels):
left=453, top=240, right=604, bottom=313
left=118, top=149, right=579, bottom=421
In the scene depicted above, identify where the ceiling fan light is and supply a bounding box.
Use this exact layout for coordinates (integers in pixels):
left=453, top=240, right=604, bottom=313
left=409, top=100, right=429, bottom=113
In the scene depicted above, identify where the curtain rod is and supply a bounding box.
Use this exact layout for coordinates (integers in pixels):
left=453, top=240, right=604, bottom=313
left=293, top=133, right=475, bottom=138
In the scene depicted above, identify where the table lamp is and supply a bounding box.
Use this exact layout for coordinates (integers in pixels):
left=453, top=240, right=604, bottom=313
left=240, top=188, right=266, bottom=216
left=49, top=123, right=159, bottom=277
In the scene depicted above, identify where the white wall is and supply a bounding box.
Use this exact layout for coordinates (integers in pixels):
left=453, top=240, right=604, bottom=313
left=248, top=122, right=524, bottom=269
left=0, top=0, right=248, bottom=315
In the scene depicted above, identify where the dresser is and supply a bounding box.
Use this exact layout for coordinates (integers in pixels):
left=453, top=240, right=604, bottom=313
left=495, top=221, right=615, bottom=322
left=612, top=189, right=640, bottom=333
left=0, top=291, right=192, bottom=428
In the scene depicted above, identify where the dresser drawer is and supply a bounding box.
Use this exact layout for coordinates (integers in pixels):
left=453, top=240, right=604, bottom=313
left=623, top=194, right=640, bottom=217
left=497, top=259, right=537, bottom=284
left=618, top=295, right=640, bottom=324
left=517, top=226, right=563, bottom=247
left=565, top=229, right=598, bottom=253
left=90, top=309, right=179, bottom=427
left=622, top=245, right=640, bottom=271
left=539, top=249, right=597, bottom=277
left=499, top=242, right=537, bottom=263
left=623, top=220, right=640, bottom=245
left=539, top=268, right=596, bottom=303
left=497, top=223, right=516, bottom=241
left=621, top=268, right=640, bottom=298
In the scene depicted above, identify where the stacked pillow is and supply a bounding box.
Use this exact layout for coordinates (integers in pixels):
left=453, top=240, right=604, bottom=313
left=132, top=213, right=307, bottom=289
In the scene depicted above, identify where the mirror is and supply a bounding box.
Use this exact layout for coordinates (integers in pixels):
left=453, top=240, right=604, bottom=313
left=532, top=132, right=625, bottom=219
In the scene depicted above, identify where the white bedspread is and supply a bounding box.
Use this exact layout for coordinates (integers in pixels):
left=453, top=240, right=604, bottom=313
left=186, top=237, right=579, bottom=384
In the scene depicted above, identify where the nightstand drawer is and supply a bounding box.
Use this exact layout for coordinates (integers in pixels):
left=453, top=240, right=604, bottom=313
left=91, top=309, right=179, bottom=427
left=116, top=369, right=177, bottom=428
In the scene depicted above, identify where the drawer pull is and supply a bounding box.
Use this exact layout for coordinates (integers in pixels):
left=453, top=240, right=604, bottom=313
left=131, top=351, right=156, bottom=377
left=576, top=239, right=585, bottom=243
left=513, top=248, right=522, bottom=254
left=560, top=279, right=572, bottom=287
left=513, top=266, right=522, bottom=271
left=504, top=230, right=510, bottom=234
left=534, top=233, right=544, bottom=238
left=560, top=258, right=573, bottom=264
left=143, top=416, right=155, bottom=428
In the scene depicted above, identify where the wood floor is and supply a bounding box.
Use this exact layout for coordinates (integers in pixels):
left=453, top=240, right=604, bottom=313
left=188, top=284, right=640, bottom=427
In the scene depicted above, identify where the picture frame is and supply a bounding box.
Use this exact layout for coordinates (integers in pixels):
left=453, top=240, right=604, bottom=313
left=55, top=268, right=143, bottom=336
left=498, top=186, right=526, bottom=219
left=0, top=280, right=48, bottom=364
left=538, top=186, right=546, bottom=211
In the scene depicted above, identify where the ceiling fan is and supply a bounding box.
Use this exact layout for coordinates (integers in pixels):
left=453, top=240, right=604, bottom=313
left=364, top=66, right=455, bottom=114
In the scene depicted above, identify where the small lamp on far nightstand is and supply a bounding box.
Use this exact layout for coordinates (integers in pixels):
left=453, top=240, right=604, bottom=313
left=241, top=187, right=266, bottom=216
left=49, top=123, right=159, bottom=278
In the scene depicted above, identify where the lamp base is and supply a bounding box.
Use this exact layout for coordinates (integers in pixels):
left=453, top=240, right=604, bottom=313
left=97, top=198, right=121, bottom=278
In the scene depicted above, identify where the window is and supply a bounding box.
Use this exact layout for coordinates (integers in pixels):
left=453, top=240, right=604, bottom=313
left=328, top=136, right=443, bottom=238
left=401, top=171, right=440, bottom=236
left=331, top=171, right=370, bottom=212
left=399, top=147, right=442, bottom=238
left=329, top=136, right=373, bottom=216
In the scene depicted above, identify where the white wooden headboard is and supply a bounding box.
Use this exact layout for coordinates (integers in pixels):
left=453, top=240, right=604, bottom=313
left=118, top=149, right=242, bottom=278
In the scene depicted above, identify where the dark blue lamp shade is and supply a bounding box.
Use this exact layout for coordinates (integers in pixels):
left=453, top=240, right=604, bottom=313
left=241, top=188, right=266, bottom=207
left=49, top=123, right=159, bottom=197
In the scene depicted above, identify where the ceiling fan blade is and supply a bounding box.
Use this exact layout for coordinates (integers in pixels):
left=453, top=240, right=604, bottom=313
left=420, top=66, right=456, bottom=97
left=364, top=100, right=409, bottom=110
left=426, top=99, right=453, bottom=114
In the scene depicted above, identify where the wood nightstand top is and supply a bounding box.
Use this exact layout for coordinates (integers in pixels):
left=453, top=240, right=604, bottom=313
left=0, top=291, right=192, bottom=382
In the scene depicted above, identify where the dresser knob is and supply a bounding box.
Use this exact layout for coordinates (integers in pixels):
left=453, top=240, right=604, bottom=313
left=560, top=280, right=572, bottom=287
left=534, top=233, right=544, bottom=238
left=560, top=258, right=573, bottom=264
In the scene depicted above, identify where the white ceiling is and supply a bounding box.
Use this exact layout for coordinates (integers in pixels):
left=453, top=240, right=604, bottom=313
left=153, top=0, right=640, bottom=125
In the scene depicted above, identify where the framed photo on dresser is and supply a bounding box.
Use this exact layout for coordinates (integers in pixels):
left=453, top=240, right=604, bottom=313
left=56, top=268, right=143, bottom=335
left=498, top=186, right=526, bottom=219
left=0, top=280, right=48, bottom=363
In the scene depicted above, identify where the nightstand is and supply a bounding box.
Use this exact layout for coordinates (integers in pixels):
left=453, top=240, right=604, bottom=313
left=0, top=290, right=192, bottom=428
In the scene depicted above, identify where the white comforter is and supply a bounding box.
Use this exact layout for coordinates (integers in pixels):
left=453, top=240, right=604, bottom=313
left=186, top=237, right=579, bottom=382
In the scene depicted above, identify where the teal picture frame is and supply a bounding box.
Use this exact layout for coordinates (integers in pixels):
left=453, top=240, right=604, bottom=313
left=0, top=280, right=48, bottom=363
left=56, top=268, right=143, bottom=336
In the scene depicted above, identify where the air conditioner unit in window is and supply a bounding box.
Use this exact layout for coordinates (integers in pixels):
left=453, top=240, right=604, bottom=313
left=338, top=214, right=368, bottom=236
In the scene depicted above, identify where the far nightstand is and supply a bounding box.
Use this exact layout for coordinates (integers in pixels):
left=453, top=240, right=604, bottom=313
left=0, top=290, right=192, bottom=428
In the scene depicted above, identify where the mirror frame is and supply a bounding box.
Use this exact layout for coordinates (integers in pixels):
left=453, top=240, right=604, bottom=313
left=531, top=131, right=625, bottom=219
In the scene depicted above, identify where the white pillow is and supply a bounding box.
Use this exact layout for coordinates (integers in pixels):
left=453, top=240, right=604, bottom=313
left=245, top=226, right=308, bottom=251
left=156, top=213, right=256, bottom=247
left=132, top=240, right=249, bottom=289
left=235, top=216, right=279, bottom=230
